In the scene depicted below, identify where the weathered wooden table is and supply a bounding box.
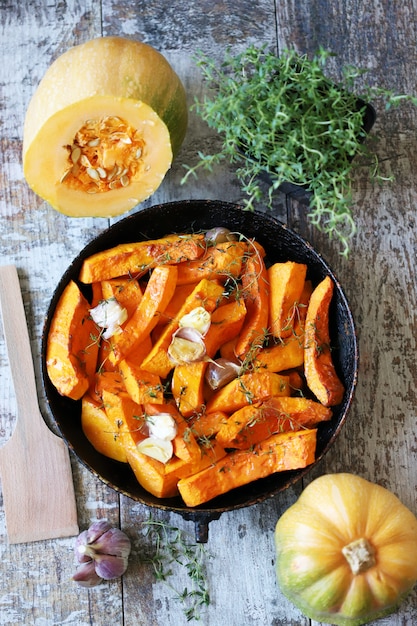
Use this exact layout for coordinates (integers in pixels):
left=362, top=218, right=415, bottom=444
left=1, top=2, right=416, bottom=625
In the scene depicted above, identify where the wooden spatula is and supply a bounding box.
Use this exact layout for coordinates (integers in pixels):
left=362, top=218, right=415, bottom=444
left=0, top=265, right=79, bottom=543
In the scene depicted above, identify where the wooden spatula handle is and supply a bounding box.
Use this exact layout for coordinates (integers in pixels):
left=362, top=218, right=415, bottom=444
left=0, top=265, right=45, bottom=436
left=0, top=265, right=79, bottom=543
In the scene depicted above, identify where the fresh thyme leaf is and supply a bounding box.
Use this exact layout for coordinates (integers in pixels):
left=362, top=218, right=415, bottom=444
left=182, top=45, right=417, bottom=257
left=141, top=516, right=212, bottom=622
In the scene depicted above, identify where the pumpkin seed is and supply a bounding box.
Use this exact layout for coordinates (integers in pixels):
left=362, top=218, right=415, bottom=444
left=80, top=155, right=92, bottom=168
left=71, top=146, right=81, bottom=164
left=60, top=168, right=71, bottom=183
left=87, top=167, right=100, bottom=181
left=107, top=165, right=118, bottom=181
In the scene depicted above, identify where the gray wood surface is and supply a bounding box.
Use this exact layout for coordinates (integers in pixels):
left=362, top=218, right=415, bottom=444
left=1, top=1, right=416, bottom=625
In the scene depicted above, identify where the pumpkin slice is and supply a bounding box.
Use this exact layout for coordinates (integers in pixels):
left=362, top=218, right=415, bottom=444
left=304, top=276, right=345, bottom=406
left=175, top=241, right=248, bottom=285
left=187, top=410, right=230, bottom=439
left=139, top=278, right=225, bottom=378
left=79, top=234, right=205, bottom=283
left=144, top=402, right=202, bottom=465
left=234, top=248, right=270, bottom=360
left=23, top=36, right=187, bottom=217
left=205, top=371, right=290, bottom=414
left=81, top=394, right=128, bottom=463
left=46, top=280, right=99, bottom=400
left=100, top=278, right=144, bottom=318
left=107, top=264, right=178, bottom=365
left=215, top=397, right=332, bottom=449
left=178, top=429, right=317, bottom=507
left=171, top=361, right=208, bottom=418
left=267, top=261, right=308, bottom=339
left=119, top=359, right=164, bottom=405
left=102, top=390, right=179, bottom=498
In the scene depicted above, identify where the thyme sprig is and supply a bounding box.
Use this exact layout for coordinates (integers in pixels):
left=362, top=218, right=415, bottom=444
left=182, top=45, right=417, bottom=256
left=141, top=517, right=212, bottom=622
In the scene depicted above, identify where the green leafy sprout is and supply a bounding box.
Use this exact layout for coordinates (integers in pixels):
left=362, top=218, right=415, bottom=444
left=181, top=45, right=417, bottom=257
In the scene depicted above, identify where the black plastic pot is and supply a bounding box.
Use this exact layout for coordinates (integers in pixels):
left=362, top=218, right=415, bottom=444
left=41, top=200, right=359, bottom=542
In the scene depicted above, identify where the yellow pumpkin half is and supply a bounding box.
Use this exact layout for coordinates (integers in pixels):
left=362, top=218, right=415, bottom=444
left=22, top=36, right=188, bottom=217
left=275, top=473, right=417, bottom=625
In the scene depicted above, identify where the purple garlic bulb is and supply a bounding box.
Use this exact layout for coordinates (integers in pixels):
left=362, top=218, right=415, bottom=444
left=72, top=520, right=131, bottom=587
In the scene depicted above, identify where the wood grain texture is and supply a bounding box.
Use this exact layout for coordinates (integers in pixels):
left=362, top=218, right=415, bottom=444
left=0, top=0, right=416, bottom=624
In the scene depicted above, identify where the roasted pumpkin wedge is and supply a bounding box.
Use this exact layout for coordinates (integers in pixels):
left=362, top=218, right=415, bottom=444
left=46, top=280, right=99, bottom=400
left=23, top=36, right=187, bottom=217
left=81, top=394, right=128, bottom=463
left=304, top=276, right=345, bottom=406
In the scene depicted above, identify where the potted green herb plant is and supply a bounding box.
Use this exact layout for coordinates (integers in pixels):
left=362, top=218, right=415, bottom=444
left=182, top=45, right=414, bottom=256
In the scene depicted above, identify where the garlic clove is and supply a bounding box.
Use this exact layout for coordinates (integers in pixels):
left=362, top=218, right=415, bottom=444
left=75, top=529, right=91, bottom=563
left=94, top=553, right=129, bottom=580
left=205, top=226, right=237, bottom=244
left=205, top=357, right=242, bottom=390
left=179, top=306, right=211, bottom=336
left=147, top=412, right=177, bottom=441
left=137, top=437, right=173, bottom=463
left=89, top=298, right=128, bottom=339
left=168, top=327, right=206, bottom=365
left=86, top=520, right=112, bottom=544
left=93, top=527, right=132, bottom=560
left=72, top=560, right=103, bottom=588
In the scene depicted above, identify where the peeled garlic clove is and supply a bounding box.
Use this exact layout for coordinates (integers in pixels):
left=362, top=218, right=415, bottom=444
left=72, top=560, right=103, bottom=588
left=168, top=327, right=206, bottom=365
left=147, top=412, right=177, bottom=441
left=137, top=437, right=173, bottom=463
left=89, top=297, right=128, bottom=339
left=179, top=306, right=211, bottom=336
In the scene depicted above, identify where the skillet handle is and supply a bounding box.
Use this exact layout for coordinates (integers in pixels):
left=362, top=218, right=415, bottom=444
left=181, top=511, right=223, bottom=543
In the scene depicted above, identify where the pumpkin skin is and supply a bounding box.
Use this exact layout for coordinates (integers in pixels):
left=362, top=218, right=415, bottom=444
left=22, top=37, right=188, bottom=218
left=275, top=473, right=417, bottom=626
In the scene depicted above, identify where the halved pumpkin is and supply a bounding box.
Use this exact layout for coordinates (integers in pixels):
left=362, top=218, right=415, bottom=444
left=23, top=36, right=188, bottom=217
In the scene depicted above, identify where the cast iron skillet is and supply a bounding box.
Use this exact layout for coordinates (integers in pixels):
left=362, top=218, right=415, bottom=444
left=41, top=200, right=359, bottom=541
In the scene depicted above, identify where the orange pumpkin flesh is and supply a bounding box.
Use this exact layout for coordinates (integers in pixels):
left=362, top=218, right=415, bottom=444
left=304, top=276, right=345, bottom=406
left=275, top=473, right=417, bottom=625
left=23, top=37, right=188, bottom=217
